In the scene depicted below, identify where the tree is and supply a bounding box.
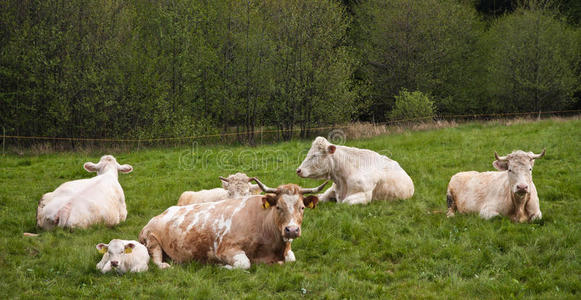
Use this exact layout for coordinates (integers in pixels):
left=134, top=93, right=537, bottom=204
left=484, top=2, right=581, bottom=113
left=353, top=0, right=484, bottom=120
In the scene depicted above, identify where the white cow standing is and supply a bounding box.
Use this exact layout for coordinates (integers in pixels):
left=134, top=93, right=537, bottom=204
left=446, top=150, right=545, bottom=223
left=36, top=155, right=133, bottom=230
left=96, top=239, right=149, bottom=274
left=296, top=137, right=414, bottom=205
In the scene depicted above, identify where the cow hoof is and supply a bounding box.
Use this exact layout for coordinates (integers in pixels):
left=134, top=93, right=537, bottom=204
left=159, top=263, right=171, bottom=269
left=446, top=211, right=455, bottom=218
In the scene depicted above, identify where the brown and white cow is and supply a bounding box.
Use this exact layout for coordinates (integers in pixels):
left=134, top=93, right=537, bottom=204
left=37, top=155, right=133, bottom=230
left=446, top=150, right=545, bottom=223
left=297, top=136, right=414, bottom=205
left=177, top=172, right=261, bottom=206
left=139, top=179, right=327, bottom=269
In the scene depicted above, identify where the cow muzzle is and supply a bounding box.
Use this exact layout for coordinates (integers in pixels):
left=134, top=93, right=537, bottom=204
left=515, top=184, right=528, bottom=195
left=110, top=260, right=119, bottom=268
left=284, top=225, right=301, bottom=239
left=296, top=168, right=306, bottom=177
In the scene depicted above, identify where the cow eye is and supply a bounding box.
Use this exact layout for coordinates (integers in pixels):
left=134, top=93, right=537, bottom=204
left=301, top=206, right=305, bottom=210
left=276, top=206, right=281, bottom=210
left=529, top=168, right=532, bottom=171
left=508, top=169, right=512, bottom=172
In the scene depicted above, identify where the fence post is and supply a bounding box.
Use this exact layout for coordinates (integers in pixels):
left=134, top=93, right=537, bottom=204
left=2, top=126, right=5, bottom=157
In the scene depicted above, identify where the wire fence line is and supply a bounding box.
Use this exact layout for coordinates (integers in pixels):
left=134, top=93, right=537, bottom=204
left=2, top=109, right=580, bottom=147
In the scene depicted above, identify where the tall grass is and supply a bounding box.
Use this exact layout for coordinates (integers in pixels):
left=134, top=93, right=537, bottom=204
left=0, top=119, right=579, bottom=298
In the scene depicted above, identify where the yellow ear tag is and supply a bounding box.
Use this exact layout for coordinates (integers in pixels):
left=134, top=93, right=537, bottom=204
left=308, top=202, right=314, bottom=209
left=124, top=247, right=133, bottom=254
left=98, top=247, right=107, bottom=254
left=263, top=202, right=270, bottom=209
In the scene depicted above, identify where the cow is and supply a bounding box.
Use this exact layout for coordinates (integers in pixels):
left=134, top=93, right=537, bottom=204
left=139, top=178, right=327, bottom=269
left=296, top=136, right=414, bottom=205
left=177, top=172, right=261, bottom=206
left=446, top=150, right=545, bottom=223
left=36, top=155, right=133, bottom=230
left=96, top=239, right=149, bottom=274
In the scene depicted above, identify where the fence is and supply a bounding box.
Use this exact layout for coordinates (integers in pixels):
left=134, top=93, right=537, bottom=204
left=2, top=109, right=580, bottom=155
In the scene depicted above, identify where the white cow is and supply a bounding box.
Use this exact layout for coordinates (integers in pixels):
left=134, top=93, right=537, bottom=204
left=36, top=155, right=133, bottom=230
left=296, top=137, right=414, bottom=205
left=446, top=150, right=545, bottom=223
left=96, top=239, right=149, bottom=274
left=177, top=172, right=261, bottom=206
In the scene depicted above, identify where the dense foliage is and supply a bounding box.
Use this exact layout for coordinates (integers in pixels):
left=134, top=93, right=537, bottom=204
left=1, top=0, right=580, bottom=142
left=388, top=90, right=436, bottom=122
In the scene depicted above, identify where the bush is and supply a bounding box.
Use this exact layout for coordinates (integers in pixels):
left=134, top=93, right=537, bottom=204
left=388, top=89, right=436, bottom=122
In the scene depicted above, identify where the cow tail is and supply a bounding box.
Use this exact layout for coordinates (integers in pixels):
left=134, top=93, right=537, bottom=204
left=446, top=193, right=456, bottom=218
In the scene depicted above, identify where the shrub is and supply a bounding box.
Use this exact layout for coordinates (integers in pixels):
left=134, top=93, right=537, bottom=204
left=388, top=89, right=436, bottom=122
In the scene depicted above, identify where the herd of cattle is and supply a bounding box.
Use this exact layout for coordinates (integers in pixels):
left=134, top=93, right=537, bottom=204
left=32, top=136, right=546, bottom=274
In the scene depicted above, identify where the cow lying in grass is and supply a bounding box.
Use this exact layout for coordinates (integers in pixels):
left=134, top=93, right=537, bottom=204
left=96, top=239, right=149, bottom=274
left=177, top=172, right=261, bottom=206
left=297, top=136, right=414, bottom=205
left=139, top=179, right=327, bottom=269
left=446, top=150, right=545, bottom=223
left=37, top=155, right=133, bottom=230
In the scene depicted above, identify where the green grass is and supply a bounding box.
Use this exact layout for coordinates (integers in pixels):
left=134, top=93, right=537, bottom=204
left=1, top=119, right=580, bottom=299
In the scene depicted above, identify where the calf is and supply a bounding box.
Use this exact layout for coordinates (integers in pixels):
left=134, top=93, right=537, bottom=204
left=446, top=150, right=545, bottom=222
left=37, top=155, right=133, bottom=230
left=96, top=239, right=149, bottom=274
left=177, top=172, right=261, bottom=206
left=297, top=136, right=414, bottom=205
left=139, top=179, right=327, bottom=269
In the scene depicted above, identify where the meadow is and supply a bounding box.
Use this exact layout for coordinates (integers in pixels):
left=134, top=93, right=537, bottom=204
left=1, top=118, right=579, bottom=299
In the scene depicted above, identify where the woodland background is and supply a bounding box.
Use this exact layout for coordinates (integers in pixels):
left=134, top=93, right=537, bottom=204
left=1, top=0, right=580, bottom=144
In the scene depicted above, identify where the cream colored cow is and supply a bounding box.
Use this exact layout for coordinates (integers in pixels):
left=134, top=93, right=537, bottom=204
left=177, top=172, right=261, bottom=206
left=446, top=150, right=545, bottom=222
left=296, top=137, right=414, bottom=205
left=36, top=155, right=133, bottom=230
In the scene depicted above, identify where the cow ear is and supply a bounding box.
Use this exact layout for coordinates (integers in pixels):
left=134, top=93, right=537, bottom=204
left=117, top=164, right=133, bottom=173
left=84, top=162, right=99, bottom=173
left=261, top=194, right=277, bottom=209
left=124, top=243, right=135, bottom=254
left=303, top=195, right=319, bottom=209
left=250, top=184, right=262, bottom=195
left=96, top=243, right=108, bottom=254
left=493, top=160, right=508, bottom=171
left=327, top=145, right=336, bottom=154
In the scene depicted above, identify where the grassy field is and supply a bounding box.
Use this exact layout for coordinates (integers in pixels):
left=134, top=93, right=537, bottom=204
left=1, top=118, right=580, bottom=299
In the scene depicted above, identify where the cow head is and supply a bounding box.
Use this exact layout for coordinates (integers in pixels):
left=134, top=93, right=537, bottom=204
left=219, top=173, right=261, bottom=197
left=493, top=149, right=545, bottom=220
left=84, top=155, right=133, bottom=176
left=253, top=178, right=327, bottom=242
left=296, top=137, right=336, bottom=179
left=96, top=239, right=135, bottom=273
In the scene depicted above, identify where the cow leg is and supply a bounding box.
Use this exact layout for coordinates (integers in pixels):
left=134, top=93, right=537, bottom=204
left=526, top=196, right=542, bottom=221
left=217, top=248, right=251, bottom=269
left=343, top=191, right=373, bottom=205
left=319, top=183, right=337, bottom=202
left=143, top=233, right=170, bottom=269
left=283, top=242, right=295, bottom=263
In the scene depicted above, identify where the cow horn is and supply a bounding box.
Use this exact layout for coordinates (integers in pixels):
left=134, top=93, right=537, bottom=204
left=219, top=176, right=229, bottom=182
left=300, top=181, right=329, bottom=194
left=530, top=149, right=546, bottom=159
left=494, top=152, right=508, bottom=161
left=251, top=178, right=278, bottom=193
